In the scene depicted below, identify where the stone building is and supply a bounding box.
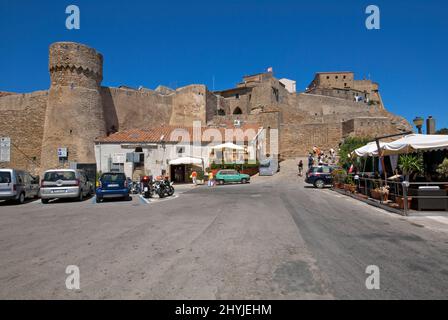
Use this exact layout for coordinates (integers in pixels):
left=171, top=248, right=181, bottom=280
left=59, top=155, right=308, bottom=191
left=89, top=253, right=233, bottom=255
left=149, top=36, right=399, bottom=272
left=306, top=71, right=383, bottom=108
left=0, top=41, right=412, bottom=174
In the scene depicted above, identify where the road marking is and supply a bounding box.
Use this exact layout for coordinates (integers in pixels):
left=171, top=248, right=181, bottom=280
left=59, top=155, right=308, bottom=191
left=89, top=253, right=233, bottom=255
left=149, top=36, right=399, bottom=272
left=426, top=216, right=448, bottom=225
left=138, top=195, right=150, bottom=204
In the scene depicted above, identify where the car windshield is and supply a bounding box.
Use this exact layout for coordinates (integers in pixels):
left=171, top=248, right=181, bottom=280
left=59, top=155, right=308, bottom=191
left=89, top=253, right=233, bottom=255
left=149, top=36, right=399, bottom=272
left=0, top=172, right=11, bottom=183
left=44, top=171, right=76, bottom=181
left=101, top=173, right=126, bottom=182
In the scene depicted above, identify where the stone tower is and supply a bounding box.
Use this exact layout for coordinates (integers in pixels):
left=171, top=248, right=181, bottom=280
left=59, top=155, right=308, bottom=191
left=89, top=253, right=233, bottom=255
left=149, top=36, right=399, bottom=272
left=40, top=42, right=106, bottom=170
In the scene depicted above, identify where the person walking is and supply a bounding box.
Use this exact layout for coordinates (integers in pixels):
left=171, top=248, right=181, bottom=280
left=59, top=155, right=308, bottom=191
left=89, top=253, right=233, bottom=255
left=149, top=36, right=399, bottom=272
left=208, top=171, right=214, bottom=187
left=191, top=170, right=197, bottom=185
left=298, top=160, right=304, bottom=177
left=308, top=153, right=314, bottom=169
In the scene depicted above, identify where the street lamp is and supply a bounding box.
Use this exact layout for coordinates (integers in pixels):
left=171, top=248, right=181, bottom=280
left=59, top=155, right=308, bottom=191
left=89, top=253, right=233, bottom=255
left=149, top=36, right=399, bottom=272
left=413, top=116, right=424, bottom=134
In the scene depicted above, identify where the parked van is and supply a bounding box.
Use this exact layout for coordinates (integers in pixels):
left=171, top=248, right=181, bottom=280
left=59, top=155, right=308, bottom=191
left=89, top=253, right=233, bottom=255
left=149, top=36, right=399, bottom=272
left=40, top=169, right=93, bottom=204
left=0, top=169, right=40, bottom=204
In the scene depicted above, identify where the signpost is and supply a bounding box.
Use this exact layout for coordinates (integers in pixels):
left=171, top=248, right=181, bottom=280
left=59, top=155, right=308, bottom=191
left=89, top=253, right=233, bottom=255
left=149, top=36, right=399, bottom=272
left=0, top=137, right=11, bottom=162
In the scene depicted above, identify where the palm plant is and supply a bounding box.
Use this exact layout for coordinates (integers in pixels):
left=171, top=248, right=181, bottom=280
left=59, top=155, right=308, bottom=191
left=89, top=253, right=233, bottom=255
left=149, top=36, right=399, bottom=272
left=436, top=158, right=448, bottom=180
left=399, top=154, right=424, bottom=181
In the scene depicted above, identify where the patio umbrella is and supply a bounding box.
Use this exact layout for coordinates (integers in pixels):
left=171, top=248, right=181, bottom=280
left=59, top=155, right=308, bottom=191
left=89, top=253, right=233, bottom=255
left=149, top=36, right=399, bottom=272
left=382, top=134, right=448, bottom=155
left=210, top=142, right=245, bottom=151
left=352, top=141, right=387, bottom=157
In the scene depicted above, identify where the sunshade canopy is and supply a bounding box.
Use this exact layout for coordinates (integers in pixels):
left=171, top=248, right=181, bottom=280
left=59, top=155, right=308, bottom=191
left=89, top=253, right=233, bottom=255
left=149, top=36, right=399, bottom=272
left=382, top=134, right=448, bottom=155
left=352, top=134, right=448, bottom=157
left=210, top=142, right=245, bottom=151
left=353, top=142, right=387, bottom=157
left=168, top=157, right=203, bottom=165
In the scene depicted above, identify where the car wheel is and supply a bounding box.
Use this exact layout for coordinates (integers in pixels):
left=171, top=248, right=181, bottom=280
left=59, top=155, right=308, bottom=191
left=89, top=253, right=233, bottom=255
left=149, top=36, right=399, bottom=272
left=41, top=199, right=49, bottom=204
left=96, top=197, right=102, bottom=203
left=219, top=180, right=225, bottom=185
left=241, top=178, right=248, bottom=184
left=17, top=192, right=25, bottom=204
left=314, top=179, right=325, bottom=189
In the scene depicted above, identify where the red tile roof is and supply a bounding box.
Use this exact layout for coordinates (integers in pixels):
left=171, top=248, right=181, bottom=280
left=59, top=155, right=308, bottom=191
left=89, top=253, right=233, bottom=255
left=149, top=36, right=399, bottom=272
left=95, top=124, right=261, bottom=144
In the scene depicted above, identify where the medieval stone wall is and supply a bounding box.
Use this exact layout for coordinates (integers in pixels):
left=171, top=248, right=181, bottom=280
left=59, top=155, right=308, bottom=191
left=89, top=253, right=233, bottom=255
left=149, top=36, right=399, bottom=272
left=0, top=91, right=48, bottom=175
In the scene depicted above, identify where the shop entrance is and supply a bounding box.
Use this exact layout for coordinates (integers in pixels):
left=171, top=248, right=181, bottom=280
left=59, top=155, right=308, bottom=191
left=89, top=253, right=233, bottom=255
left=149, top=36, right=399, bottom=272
left=170, top=165, right=186, bottom=183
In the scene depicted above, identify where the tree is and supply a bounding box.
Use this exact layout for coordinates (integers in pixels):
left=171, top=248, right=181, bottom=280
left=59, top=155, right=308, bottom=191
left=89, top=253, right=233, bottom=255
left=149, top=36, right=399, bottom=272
left=338, top=137, right=372, bottom=169
left=436, top=128, right=448, bottom=135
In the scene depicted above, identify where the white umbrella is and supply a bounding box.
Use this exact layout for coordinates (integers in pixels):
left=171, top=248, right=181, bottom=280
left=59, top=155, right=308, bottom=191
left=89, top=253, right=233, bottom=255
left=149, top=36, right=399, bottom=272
left=169, top=157, right=203, bottom=165
left=382, top=134, right=448, bottom=155
left=353, top=142, right=387, bottom=157
left=210, top=142, right=245, bottom=151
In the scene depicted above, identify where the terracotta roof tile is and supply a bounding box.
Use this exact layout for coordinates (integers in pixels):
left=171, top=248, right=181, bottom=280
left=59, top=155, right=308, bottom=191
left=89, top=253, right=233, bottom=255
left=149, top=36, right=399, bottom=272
left=95, top=124, right=261, bottom=144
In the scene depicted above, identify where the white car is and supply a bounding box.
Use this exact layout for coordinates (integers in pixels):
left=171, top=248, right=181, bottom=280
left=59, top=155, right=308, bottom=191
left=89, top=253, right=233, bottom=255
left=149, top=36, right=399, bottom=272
left=40, top=169, right=93, bottom=204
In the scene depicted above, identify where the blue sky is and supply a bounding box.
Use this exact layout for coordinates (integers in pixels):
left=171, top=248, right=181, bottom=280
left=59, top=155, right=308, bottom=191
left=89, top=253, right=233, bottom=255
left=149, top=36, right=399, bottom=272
left=1, top=0, right=447, bottom=129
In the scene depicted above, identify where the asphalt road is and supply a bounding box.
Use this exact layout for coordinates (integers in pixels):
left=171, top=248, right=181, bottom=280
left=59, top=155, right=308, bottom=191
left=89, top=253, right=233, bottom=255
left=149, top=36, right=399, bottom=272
left=0, top=162, right=447, bottom=299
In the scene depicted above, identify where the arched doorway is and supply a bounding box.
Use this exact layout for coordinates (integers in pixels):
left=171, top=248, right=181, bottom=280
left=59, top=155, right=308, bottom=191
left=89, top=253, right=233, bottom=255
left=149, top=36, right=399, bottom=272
left=233, top=107, right=242, bottom=115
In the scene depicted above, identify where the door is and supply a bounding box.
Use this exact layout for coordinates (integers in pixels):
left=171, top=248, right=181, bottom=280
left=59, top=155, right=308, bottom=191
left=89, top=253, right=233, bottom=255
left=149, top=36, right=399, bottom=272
left=227, top=170, right=239, bottom=182
left=0, top=171, right=13, bottom=197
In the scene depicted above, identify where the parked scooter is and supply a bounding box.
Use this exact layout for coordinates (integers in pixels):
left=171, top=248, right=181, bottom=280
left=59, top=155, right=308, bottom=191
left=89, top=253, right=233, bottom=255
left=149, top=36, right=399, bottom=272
left=153, top=177, right=174, bottom=198
left=163, top=176, right=175, bottom=196
left=141, top=176, right=154, bottom=198
left=131, top=181, right=141, bottom=195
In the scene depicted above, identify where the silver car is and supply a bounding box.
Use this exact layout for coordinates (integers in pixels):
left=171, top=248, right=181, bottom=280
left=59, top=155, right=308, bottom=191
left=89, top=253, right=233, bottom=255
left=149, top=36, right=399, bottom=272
left=0, top=169, right=40, bottom=204
left=40, top=169, right=93, bottom=204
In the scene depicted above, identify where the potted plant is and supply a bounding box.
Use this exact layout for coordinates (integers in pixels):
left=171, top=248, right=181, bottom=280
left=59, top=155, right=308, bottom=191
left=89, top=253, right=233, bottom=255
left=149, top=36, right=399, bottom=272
left=436, top=158, right=448, bottom=190
left=398, top=154, right=424, bottom=182
left=331, top=168, right=347, bottom=189
left=345, top=175, right=356, bottom=193
left=371, top=181, right=389, bottom=202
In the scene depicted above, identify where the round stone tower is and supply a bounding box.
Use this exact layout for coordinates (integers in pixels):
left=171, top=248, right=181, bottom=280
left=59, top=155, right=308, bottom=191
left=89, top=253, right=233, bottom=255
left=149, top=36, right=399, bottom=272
left=41, top=42, right=106, bottom=170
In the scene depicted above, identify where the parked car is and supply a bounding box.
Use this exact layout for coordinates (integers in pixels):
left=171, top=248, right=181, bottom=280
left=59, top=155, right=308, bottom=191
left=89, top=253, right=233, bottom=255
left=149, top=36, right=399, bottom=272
left=305, top=165, right=336, bottom=189
left=215, top=170, right=250, bottom=185
left=96, top=172, right=130, bottom=203
left=0, top=169, right=40, bottom=204
left=40, top=169, right=92, bottom=204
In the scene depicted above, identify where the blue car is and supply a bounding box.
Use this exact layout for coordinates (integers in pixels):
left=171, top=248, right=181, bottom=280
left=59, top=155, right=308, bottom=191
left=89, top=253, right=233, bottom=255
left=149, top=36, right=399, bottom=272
left=96, top=172, right=131, bottom=203
left=305, top=165, right=336, bottom=189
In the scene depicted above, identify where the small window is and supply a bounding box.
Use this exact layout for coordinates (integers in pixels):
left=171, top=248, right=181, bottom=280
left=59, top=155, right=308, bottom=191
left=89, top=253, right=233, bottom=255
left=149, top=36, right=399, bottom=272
left=326, top=76, right=330, bottom=79
left=235, top=94, right=240, bottom=99
left=343, top=75, right=346, bottom=79
left=176, top=147, right=185, bottom=154
left=335, top=76, right=339, bottom=79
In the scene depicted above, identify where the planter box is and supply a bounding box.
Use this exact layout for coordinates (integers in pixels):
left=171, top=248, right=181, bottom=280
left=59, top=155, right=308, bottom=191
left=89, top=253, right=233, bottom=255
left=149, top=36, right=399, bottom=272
left=371, top=190, right=388, bottom=202
left=395, top=196, right=412, bottom=210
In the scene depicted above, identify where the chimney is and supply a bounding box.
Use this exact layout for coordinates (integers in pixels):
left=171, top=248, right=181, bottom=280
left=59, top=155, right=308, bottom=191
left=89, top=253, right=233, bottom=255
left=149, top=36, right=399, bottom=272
left=426, top=116, right=436, bottom=135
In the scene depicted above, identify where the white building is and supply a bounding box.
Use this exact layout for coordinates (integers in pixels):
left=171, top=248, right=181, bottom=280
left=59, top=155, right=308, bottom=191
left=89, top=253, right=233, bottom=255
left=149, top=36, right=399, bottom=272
left=279, top=78, right=297, bottom=94
left=94, top=125, right=264, bottom=183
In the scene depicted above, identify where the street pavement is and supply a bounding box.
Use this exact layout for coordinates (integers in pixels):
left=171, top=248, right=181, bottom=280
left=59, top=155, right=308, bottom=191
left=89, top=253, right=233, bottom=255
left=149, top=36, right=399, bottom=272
left=0, top=161, right=447, bottom=299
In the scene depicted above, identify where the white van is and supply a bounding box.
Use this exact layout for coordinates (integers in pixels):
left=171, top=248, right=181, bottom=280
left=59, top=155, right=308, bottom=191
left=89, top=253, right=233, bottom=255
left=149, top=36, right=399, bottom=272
left=0, top=169, right=40, bottom=204
left=40, top=169, right=93, bottom=204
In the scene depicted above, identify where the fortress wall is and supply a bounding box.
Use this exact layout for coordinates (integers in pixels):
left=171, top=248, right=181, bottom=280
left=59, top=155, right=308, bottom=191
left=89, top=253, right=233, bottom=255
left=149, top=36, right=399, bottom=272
left=0, top=91, right=48, bottom=174
left=102, top=87, right=173, bottom=131
left=206, top=91, right=218, bottom=122
left=281, top=122, right=343, bottom=158
left=170, top=85, right=208, bottom=126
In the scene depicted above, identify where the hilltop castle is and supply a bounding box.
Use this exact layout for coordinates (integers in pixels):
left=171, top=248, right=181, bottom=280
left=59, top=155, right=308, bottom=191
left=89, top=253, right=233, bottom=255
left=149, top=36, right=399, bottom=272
left=0, top=42, right=412, bottom=174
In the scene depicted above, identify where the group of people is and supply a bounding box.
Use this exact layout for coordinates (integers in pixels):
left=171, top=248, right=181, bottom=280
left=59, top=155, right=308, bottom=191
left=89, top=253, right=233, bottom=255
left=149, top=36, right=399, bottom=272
left=189, top=170, right=215, bottom=187
left=297, top=146, right=338, bottom=177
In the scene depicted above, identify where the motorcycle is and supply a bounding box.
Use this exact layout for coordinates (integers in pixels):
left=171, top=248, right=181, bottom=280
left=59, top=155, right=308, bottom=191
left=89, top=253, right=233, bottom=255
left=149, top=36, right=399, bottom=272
left=130, top=181, right=141, bottom=195
left=163, top=177, right=175, bottom=196
left=153, top=180, right=166, bottom=198
left=141, top=176, right=154, bottom=198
